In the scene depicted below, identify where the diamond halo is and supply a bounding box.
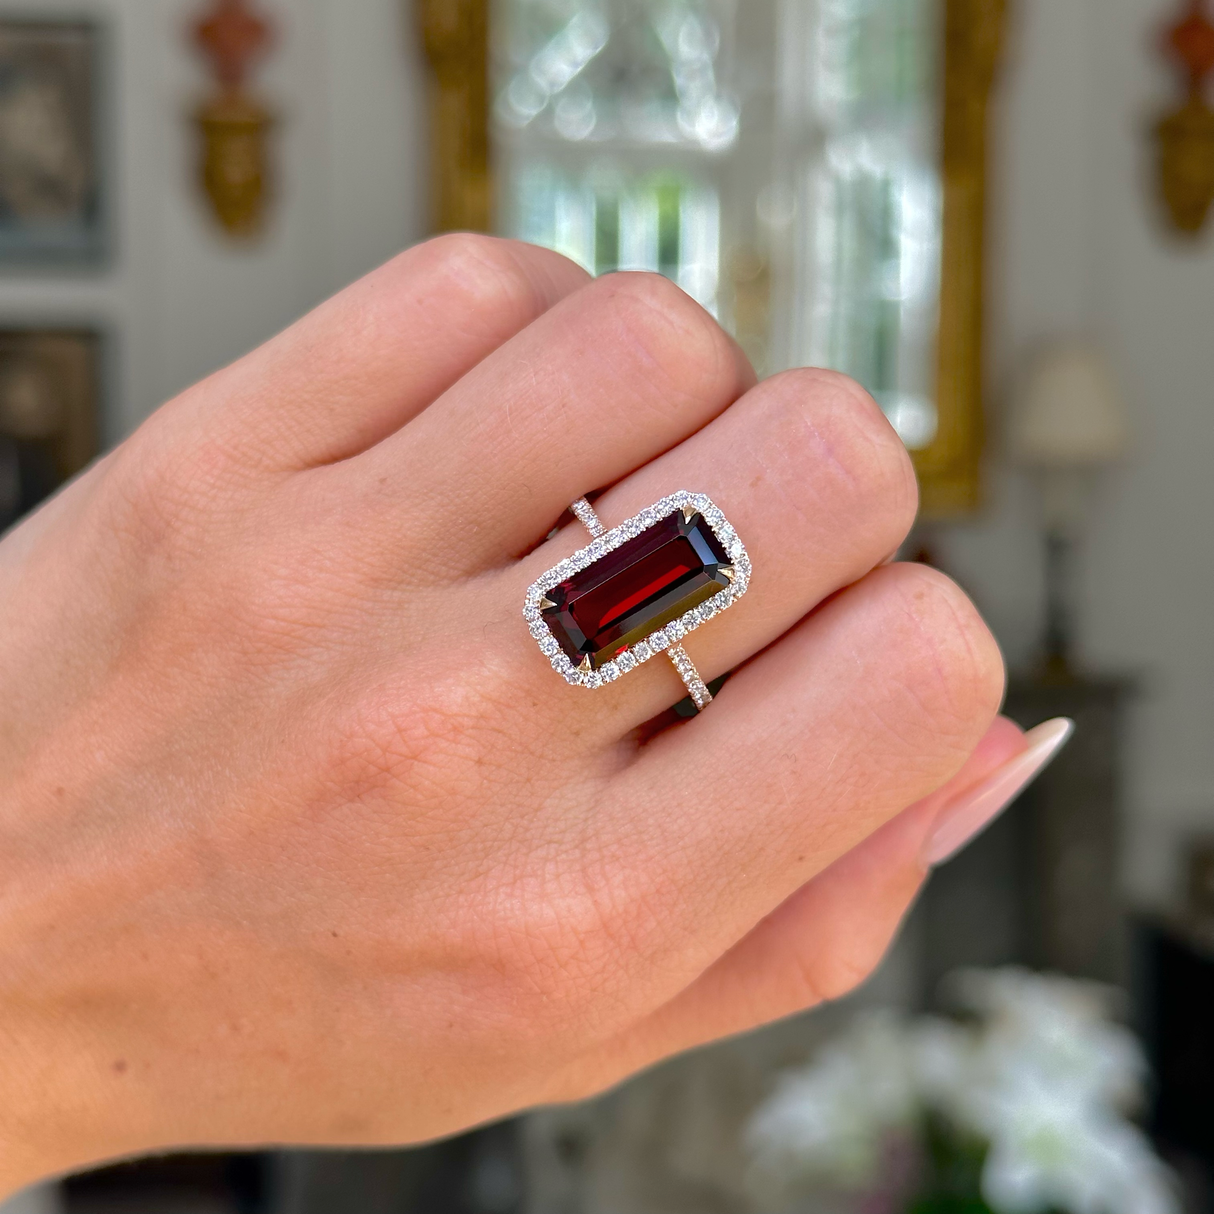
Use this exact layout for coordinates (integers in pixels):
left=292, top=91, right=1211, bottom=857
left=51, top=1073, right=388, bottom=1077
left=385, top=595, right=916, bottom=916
left=523, top=491, right=751, bottom=690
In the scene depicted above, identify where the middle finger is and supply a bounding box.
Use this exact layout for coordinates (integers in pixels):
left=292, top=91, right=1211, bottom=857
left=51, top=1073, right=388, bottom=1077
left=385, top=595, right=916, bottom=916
left=501, top=365, right=920, bottom=732
left=339, top=272, right=755, bottom=576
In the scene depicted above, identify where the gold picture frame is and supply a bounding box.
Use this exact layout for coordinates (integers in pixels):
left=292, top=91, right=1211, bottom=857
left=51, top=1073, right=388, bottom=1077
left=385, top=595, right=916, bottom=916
left=417, top=0, right=1005, bottom=517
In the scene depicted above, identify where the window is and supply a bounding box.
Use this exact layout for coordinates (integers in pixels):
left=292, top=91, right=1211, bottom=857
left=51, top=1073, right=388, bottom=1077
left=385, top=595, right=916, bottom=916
left=493, top=0, right=943, bottom=448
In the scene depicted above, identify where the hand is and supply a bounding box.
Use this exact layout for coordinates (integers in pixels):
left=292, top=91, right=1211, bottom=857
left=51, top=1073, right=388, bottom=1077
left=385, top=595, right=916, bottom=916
left=0, top=236, right=1011, bottom=1190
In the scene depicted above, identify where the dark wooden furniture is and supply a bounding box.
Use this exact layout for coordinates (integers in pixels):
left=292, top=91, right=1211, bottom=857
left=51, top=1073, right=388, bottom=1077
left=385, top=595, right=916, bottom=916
left=270, top=1122, right=524, bottom=1214
left=919, top=675, right=1133, bottom=1000
left=1138, top=918, right=1214, bottom=1167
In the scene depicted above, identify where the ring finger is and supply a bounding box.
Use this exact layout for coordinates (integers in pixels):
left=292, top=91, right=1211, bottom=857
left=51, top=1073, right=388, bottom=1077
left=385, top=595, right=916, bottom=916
left=504, top=364, right=920, bottom=731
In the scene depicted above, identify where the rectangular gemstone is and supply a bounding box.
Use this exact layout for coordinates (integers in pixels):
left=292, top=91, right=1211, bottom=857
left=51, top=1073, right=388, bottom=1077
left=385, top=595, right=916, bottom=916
left=542, top=510, right=732, bottom=671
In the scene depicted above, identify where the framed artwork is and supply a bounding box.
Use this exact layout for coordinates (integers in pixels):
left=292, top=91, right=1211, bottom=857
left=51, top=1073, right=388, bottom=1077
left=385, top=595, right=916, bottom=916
left=0, top=18, right=104, bottom=263
left=0, top=329, right=99, bottom=533
left=418, top=0, right=1004, bottom=517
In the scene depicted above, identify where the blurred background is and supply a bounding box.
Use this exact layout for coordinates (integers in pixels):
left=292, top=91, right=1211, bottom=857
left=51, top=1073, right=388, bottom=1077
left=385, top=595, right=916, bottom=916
left=1, top=0, right=1212, bottom=1211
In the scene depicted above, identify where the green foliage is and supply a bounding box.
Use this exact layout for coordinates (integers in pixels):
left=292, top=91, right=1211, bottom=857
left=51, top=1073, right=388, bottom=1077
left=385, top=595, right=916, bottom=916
left=909, top=1112, right=996, bottom=1214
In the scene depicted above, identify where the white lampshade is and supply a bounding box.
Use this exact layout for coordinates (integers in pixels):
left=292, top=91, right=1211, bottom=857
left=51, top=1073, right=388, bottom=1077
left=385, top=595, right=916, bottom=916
left=1010, top=343, right=1132, bottom=468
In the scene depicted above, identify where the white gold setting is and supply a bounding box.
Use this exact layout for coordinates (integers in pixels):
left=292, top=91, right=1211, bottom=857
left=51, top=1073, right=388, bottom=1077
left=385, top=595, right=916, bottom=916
left=523, top=491, right=750, bottom=692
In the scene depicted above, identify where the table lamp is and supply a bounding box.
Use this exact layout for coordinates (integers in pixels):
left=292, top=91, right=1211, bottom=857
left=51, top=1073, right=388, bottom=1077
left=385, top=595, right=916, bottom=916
left=1009, top=343, right=1131, bottom=680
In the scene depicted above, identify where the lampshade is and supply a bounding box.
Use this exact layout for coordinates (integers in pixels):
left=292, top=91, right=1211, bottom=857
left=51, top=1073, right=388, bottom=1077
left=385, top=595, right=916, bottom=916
left=1010, top=343, right=1132, bottom=468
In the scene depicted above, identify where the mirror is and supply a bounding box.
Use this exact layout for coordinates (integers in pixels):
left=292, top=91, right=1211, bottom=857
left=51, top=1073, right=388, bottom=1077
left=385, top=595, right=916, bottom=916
left=418, top=0, right=1003, bottom=515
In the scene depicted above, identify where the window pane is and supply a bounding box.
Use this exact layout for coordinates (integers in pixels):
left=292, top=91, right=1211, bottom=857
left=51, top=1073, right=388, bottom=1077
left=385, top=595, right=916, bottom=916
left=774, top=0, right=943, bottom=449
left=492, top=0, right=943, bottom=449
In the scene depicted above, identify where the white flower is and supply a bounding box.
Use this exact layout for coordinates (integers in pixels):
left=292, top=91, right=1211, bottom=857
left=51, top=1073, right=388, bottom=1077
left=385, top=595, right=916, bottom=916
left=911, top=1015, right=974, bottom=1110
left=746, top=1011, right=917, bottom=1190
left=983, top=1109, right=1176, bottom=1214
left=745, top=970, right=1181, bottom=1214
left=948, top=969, right=1146, bottom=1116
left=941, top=969, right=1178, bottom=1214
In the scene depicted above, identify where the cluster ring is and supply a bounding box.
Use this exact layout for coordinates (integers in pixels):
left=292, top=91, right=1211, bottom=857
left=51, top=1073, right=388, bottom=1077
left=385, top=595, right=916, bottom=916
left=522, top=492, right=751, bottom=713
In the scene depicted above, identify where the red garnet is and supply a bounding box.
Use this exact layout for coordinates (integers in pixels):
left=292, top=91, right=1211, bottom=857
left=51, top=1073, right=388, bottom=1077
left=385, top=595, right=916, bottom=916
left=542, top=510, right=733, bottom=671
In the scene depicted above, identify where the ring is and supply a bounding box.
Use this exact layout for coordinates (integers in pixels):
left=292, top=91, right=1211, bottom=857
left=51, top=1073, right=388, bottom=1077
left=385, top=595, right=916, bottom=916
left=523, top=492, right=751, bottom=712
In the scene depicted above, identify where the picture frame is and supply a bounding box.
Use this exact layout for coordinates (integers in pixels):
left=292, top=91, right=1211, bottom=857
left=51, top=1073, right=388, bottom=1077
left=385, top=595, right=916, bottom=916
left=0, top=17, right=105, bottom=265
left=0, top=328, right=100, bottom=532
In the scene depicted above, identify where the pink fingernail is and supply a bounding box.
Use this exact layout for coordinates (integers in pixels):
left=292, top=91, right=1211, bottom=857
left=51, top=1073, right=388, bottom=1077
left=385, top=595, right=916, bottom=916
left=921, top=718, right=1075, bottom=867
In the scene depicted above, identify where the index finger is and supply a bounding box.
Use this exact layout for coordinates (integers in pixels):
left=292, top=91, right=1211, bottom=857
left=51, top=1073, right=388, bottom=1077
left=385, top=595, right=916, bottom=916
left=153, top=235, right=592, bottom=473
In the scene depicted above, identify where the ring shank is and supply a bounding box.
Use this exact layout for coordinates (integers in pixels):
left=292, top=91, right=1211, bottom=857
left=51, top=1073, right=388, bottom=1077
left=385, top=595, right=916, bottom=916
left=570, top=497, right=606, bottom=539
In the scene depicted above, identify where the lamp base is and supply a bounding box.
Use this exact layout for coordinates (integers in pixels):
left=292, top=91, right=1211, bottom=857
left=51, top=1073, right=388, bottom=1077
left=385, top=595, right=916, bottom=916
left=1038, top=527, right=1079, bottom=682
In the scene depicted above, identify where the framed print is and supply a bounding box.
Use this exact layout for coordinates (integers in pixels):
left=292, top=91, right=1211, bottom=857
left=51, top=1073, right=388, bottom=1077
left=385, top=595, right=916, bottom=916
left=0, top=328, right=99, bottom=532
left=0, top=19, right=104, bottom=263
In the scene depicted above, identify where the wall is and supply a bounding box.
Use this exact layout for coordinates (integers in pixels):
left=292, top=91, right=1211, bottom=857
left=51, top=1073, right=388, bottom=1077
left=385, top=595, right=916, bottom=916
left=0, top=0, right=427, bottom=442
left=939, top=0, right=1214, bottom=905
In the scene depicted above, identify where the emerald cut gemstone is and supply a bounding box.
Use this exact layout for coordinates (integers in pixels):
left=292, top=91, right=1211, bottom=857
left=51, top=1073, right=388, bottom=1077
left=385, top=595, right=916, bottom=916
left=541, top=510, right=733, bottom=671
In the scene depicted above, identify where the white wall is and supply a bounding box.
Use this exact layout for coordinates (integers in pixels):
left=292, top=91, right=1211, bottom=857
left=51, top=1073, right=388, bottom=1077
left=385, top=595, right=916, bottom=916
left=0, top=0, right=428, bottom=441
left=939, top=0, right=1214, bottom=904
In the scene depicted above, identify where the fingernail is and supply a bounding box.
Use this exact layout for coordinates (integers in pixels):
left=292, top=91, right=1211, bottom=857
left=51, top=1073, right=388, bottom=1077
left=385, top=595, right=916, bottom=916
left=921, top=718, right=1075, bottom=867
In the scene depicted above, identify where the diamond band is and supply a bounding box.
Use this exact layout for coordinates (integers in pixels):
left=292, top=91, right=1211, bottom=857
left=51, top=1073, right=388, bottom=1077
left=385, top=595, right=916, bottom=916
left=667, top=644, right=713, bottom=710
left=570, top=497, right=606, bottom=539
left=524, top=492, right=749, bottom=710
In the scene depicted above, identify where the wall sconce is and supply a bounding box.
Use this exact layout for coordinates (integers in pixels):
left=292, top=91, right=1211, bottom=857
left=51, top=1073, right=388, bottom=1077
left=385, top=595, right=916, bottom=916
left=1156, top=0, right=1214, bottom=234
left=1010, top=343, right=1131, bottom=680
left=192, top=0, right=275, bottom=238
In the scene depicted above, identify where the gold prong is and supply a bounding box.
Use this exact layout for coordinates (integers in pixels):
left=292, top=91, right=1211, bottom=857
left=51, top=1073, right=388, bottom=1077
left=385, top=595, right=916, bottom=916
left=579, top=655, right=593, bottom=674
left=720, top=565, right=736, bottom=583
left=682, top=505, right=696, bottom=523
left=539, top=595, right=556, bottom=610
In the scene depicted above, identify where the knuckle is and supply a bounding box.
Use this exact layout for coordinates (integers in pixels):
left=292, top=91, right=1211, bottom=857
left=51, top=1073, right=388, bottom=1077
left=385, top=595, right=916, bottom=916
left=759, top=368, right=919, bottom=543
left=876, top=563, right=1006, bottom=742
left=597, top=272, right=743, bottom=402
left=781, top=889, right=925, bottom=1014
left=797, top=941, right=884, bottom=1005
left=102, top=415, right=232, bottom=553
left=408, top=232, right=576, bottom=327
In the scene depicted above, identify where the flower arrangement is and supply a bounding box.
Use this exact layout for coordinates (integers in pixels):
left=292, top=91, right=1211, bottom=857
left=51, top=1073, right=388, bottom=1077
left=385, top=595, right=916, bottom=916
left=746, top=969, right=1178, bottom=1214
